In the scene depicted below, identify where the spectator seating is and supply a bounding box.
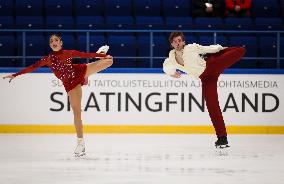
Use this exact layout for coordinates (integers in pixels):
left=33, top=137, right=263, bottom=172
left=15, top=16, right=45, bottom=29
left=133, top=0, right=161, bottom=16
left=15, top=0, right=43, bottom=16
left=74, top=0, right=104, bottom=16
left=105, top=0, right=132, bottom=16
left=0, top=0, right=13, bottom=16
left=163, top=0, right=191, bottom=17
left=228, top=36, right=258, bottom=68
left=45, top=0, right=73, bottom=16
left=252, top=0, right=280, bottom=17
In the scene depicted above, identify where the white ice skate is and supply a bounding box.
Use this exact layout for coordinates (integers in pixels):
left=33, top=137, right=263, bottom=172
left=74, top=138, right=86, bottom=157
left=96, top=45, right=109, bottom=54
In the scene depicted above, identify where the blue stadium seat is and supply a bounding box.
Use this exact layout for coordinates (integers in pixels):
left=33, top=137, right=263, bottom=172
left=185, top=36, right=198, bottom=44
left=77, top=35, right=106, bottom=52
left=17, top=35, right=46, bottom=56
left=194, top=17, right=224, bottom=30
left=259, top=36, right=278, bottom=68
left=135, top=16, right=164, bottom=29
left=75, top=16, right=105, bottom=29
left=137, top=35, right=169, bottom=67
left=133, top=0, right=161, bottom=16
left=228, top=36, right=258, bottom=68
left=0, top=58, right=16, bottom=67
left=74, top=0, right=104, bottom=16
left=0, top=34, right=17, bottom=67
left=45, top=0, right=73, bottom=16
left=0, top=32, right=16, bottom=67
left=0, top=16, right=14, bottom=29
left=58, top=34, right=76, bottom=50
left=255, top=18, right=283, bottom=30
left=281, top=36, right=284, bottom=68
left=281, top=36, right=284, bottom=58
left=252, top=0, right=280, bottom=17
left=281, top=1, right=284, bottom=20
left=163, top=0, right=191, bottom=17
left=225, top=18, right=254, bottom=30
left=105, top=16, right=134, bottom=29
left=137, top=35, right=168, bottom=57
left=228, top=36, right=257, bottom=57
left=198, top=36, right=227, bottom=46
left=0, top=35, right=15, bottom=56
left=75, top=35, right=106, bottom=63
left=15, top=0, right=43, bottom=16
left=107, top=35, right=137, bottom=67
left=165, top=17, right=193, bottom=30
left=259, top=36, right=277, bottom=57
left=107, top=35, right=137, bottom=55
left=15, top=16, right=44, bottom=29
left=105, top=0, right=132, bottom=16
left=46, top=16, right=74, bottom=29
left=0, top=0, right=13, bottom=16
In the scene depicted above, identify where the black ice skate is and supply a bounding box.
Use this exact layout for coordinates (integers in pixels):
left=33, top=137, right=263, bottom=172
left=215, top=136, right=230, bottom=149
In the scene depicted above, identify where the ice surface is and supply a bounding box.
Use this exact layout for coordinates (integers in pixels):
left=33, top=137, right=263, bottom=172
left=0, top=134, right=283, bottom=184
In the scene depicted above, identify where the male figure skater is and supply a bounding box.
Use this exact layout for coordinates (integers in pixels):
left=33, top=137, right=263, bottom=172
left=163, top=32, right=245, bottom=148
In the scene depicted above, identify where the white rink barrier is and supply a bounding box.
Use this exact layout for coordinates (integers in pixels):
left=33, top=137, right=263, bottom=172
left=1, top=70, right=284, bottom=134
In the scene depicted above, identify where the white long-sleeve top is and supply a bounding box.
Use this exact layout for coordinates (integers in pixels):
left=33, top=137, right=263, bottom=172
left=163, top=43, right=225, bottom=78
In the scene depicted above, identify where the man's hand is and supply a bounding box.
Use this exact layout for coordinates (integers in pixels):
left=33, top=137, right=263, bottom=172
left=235, top=5, right=241, bottom=12
left=170, top=71, right=181, bottom=78
left=206, top=7, right=213, bottom=12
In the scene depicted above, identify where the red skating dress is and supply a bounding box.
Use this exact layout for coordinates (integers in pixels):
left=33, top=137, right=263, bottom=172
left=12, top=50, right=107, bottom=92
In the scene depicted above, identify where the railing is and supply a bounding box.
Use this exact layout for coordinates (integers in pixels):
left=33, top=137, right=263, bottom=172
left=0, top=29, right=283, bottom=68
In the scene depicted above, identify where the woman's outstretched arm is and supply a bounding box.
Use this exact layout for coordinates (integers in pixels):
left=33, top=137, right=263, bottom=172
left=3, top=56, right=49, bottom=82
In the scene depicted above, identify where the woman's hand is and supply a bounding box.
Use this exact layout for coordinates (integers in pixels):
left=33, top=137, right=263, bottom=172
left=170, top=71, right=181, bottom=78
left=3, top=74, right=15, bottom=83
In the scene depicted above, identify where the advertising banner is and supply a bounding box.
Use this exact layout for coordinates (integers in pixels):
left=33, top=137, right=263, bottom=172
left=1, top=73, right=283, bottom=126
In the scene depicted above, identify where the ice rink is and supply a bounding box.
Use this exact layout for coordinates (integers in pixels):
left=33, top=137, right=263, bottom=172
left=1, top=134, right=284, bottom=184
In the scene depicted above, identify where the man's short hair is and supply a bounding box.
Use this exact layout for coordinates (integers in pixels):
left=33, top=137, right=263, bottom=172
left=168, top=32, right=185, bottom=43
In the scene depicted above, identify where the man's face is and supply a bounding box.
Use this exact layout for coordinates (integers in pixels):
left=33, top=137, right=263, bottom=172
left=171, top=36, right=185, bottom=51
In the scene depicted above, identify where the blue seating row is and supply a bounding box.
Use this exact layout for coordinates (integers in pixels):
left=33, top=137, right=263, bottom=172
left=1, top=16, right=283, bottom=30
left=1, top=34, right=283, bottom=68
left=1, top=0, right=284, bottom=17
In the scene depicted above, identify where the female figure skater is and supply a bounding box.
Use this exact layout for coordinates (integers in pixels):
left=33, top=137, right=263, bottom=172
left=163, top=32, right=246, bottom=148
left=3, top=34, right=113, bottom=156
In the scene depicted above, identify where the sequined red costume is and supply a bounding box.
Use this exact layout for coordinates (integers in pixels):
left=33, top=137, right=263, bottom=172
left=12, top=50, right=106, bottom=92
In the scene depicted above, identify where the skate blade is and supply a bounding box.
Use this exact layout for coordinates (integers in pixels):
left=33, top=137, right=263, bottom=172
left=215, top=144, right=230, bottom=149
left=75, top=152, right=86, bottom=157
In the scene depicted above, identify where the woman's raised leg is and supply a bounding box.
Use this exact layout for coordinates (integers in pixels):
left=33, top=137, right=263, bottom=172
left=85, top=57, right=113, bottom=77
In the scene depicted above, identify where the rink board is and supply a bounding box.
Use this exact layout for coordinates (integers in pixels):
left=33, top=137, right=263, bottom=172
left=1, top=68, right=284, bottom=133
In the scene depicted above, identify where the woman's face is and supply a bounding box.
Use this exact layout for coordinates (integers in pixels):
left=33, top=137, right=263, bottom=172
left=171, top=36, right=185, bottom=51
left=49, top=35, right=63, bottom=51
